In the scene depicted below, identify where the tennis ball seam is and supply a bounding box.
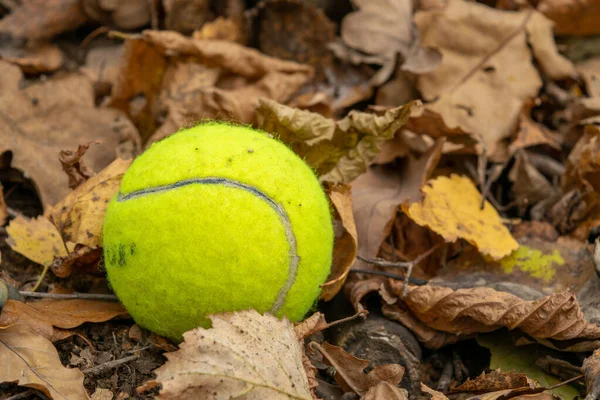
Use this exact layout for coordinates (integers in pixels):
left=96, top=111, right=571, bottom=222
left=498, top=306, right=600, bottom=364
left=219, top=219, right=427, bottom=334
left=116, top=176, right=300, bottom=314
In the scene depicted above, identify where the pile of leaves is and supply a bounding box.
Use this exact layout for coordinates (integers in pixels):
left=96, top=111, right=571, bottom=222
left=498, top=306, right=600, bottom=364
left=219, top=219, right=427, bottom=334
left=1, top=0, right=600, bottom=399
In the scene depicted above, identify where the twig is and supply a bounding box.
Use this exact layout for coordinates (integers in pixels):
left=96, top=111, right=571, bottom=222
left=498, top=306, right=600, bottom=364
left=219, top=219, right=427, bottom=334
left=82, top=354, right=139, bottom=375
left=546, top=374, right=584, bottom=390
left=349, top=269, right=428, bottom=285
left=321, top=310, right=369, bottom=331
left=19, top=291, right=118, bottom=301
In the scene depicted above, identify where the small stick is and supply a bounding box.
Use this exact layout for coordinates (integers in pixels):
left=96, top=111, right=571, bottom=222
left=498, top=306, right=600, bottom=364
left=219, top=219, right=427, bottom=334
left=20, top=291, right=118, bottom=301
left=82, top=354, right=139, bottom=376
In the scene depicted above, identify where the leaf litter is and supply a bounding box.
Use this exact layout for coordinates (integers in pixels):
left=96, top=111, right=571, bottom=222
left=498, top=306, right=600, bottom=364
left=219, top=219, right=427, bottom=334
left=1, top=0, right=600, bottom=398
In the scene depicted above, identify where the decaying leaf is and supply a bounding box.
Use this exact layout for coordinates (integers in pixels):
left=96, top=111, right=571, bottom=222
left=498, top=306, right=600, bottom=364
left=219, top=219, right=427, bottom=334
left=404, top=174, right=518, bottom=260
left=59, top=142, right=98, bottom=190
left=154, top=310, right=312, bottom=399
left=257, top=98, right=416, bottom=183
left=351, top=139, right=443, bottom=264
left=583, top=348, right=600, bottom=400
left=413, top=0, right=574, bottom=158
left=362, top=381, right=409, bottom=400
left=402, top=285, right=600, bottom=340
left=0, top=299, right=128, bottom=341
left=338, top=0, right=441, bottom=84
left=313, top=341, right=404, bottom=396
left=538, top=0, right=600, bottom=35
left=0, top=324, right=89, bottom=400
left=6, top=215, right=68, bottom=266
left=48, top=158, right=132, bottom=249
left=293, top=312, right=328, bottom=340
left=508, top=105, right=562, bottom=156
left=0, top=61, right=139, bottom=206
left=321, top=184, right=357, bottom=301
left=452, top=370, right=537, bottom=393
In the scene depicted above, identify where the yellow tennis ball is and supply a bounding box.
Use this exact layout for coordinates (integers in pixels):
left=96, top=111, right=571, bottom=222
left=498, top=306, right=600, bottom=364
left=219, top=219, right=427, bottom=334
left=102, top=122, right=334, bottom=341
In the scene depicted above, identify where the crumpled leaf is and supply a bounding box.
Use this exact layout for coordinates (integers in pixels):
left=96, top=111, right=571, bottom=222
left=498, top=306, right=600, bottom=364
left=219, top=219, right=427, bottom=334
left=0, top=299, right=128, bottom=341
left=508, top=104, right=562, bottom=156
left=582, top=348, right=600, bottom=400
left=402, top=285, right=600, bottom=340
left=404, top=174, right=518, bottom=260
left=6, top=215, right=68, bottom=266
left=413, top=0, right=575, bottom=158
left=0, top=324, right=89, bottom=400
left=0, top=61, right=139, bottom=206
left=257, top=98, right=416, bottom=183
left=362, top=381, right=408, bottom=400
left=0, top=0, right=89, bottom=43
left=313, top=341, right=404, bottom=396
left=320, top=184, right=357, bottom=301
left=452, top=370, right=537, bottom=393
left=537, top=0, right=600, bottom=35
left=351, top=139, right=443, bottom=264
left=59, top=143, right=98, bottom=190
left=154, top=310, right=312, bottom=399
left=49, top=158, right=131, bottom=249
left=338, top=0, right=441, bottom=84
left=293, top=312, right=328, bottom=340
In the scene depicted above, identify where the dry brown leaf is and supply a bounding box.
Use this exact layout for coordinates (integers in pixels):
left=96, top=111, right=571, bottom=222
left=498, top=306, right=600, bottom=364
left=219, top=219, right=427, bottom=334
left=0, top=61, right=139, bottom=207
left=414, top=0, right=574, bottom=158
left=537, top=0, right=600, bottom=35
left=421, top=383, right=449, bottom=399
left=452, top=370, right=537, bottom=393
left=402, top=285, right=600, bottom=340
left=0, top=324, right=89, bottom=400
left=362, top=381, right=408, bottom=400
left=577, top=58, right=600, bottom=98
left=83, top=0, right=151, bottom=30
left=314, top=341, right=404, bottom=396
left=583, top=348, right=600, bottom=400
left=508, top=105, right=562, bottom=155
left=59, top=143, right=98, bottom=190
left=163, top=0, right=210, bottom=34
left=509, top=152, right=557, bottom=212
left=0, top=0, right=89, bottom=43
left=321, top=183, right=357, bottom=301
left=0, top=299, right=128, bottom=341
left=351, top=139, right=443, bottom=265
left=339, top=0, right=441, bottom=84
left=1, top=44, right=64, bottom=74
left=404, top=174, right=518, bottom=260
left=293, top=312, right=328, bottom=339
left=48, top=158, right=131, bottom=249
left=6, top=215, right=68, bottom=266
left=80, top=44, right=125, bottom=92
left=154, top=310, right=312, bottom=399
left=257, top=98, right=416, bottom=183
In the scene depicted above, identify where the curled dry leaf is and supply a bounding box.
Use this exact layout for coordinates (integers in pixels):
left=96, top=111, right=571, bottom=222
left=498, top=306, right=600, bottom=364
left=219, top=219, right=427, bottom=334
left=293, top=312, right=328, bottom=340
left=537, top=0, right=600, bottom=35
left=313, top=341, right=404, bottom=396
left=0, top=0, right=89, bottom=43
left=413, top=0, right=574, bottom=158
left=256, top=98, right=416, bottom=183
left=6, top=215, right=68, bottom=266
left=0, top=324, right=89, bottom=400
left=339, top=0, right=441, bottom=85
left=508, top=104, right=562, bottom=156
left=0, top=299, right=128, bottom=341
left=1, top=44, right=64, bottom=74
left=320, top=183, right=357, bottom=301
left=452, top=370, right=537, bottom=393
left=362, top=381, right=408, bottom=400
left=402, top=285, right=600, bottom=340
left=59, top=142, right=98, bottom=190
left=0, top=61, right=139, bottom=206
left=154, top=310, right=312, bottom=399
left=403, top=174, right=518, bottom=260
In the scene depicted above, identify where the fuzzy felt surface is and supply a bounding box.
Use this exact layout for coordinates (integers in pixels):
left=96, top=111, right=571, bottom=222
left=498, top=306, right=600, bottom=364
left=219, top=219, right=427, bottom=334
left=103, top=122, right=334, bottom=341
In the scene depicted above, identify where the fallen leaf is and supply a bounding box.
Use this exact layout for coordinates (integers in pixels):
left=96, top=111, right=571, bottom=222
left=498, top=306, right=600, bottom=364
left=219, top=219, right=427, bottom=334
left=314, top=341, right=404, bottom=396
left=582, top=348, right=600, bottom=400
left=403, top=285, right=600, bottom=340
left=339, top=0, right=441, bottom=84
left=48, top=158, right=132, bottom=249
left=0, top=0, right=89, bottom=43
left=0, top=61, right=140, bottom=206
left=405, top=174, right=518, bottom=259
left=509, top=152, right=557, bottom=212
left=59, top=143, right=98, bottom=190
left=452, top=370, right=537, bottom=393
left=362, top=381, right=408, bottom=399
left=293, top=312, right=328, bottom=339
left=320, top=183, right=357, bottom=301
left=257, top=98, right=416, bottom=183
left=1, top=44, right=64, bottom=74
left=414, top=0, right=574, bottom=158
left=0, top=324, right=89, bottom=400
left=508, top=104, right=562, bottom=155
left=80, top=43, right=125, bottom=95
left=477, top=333, right=581, bottom=399
left=163, top=0, right=210, bottom=33
left=351, top=139, right=443, bottom=264
left=83, top=0, right=151, bottom=30
left=577, top=58, right=600, bottom=98
left=6, top=215, right=68, bottom=266
left=154, top=310, right=312, bottom=399
left=537, top=0, right=600, bottom=35
left=421, top=383, right=449, bottom=399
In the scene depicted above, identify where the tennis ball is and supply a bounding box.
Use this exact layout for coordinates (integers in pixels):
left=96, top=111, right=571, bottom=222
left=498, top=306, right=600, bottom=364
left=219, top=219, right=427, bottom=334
left=102, top=122, right=334, bottom=341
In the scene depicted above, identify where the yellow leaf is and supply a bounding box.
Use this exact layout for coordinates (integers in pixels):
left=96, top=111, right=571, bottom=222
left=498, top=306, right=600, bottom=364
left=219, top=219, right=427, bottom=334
left=404, top=174, right=518, bottom=260
left=6, top=215, right=68, bottom=266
